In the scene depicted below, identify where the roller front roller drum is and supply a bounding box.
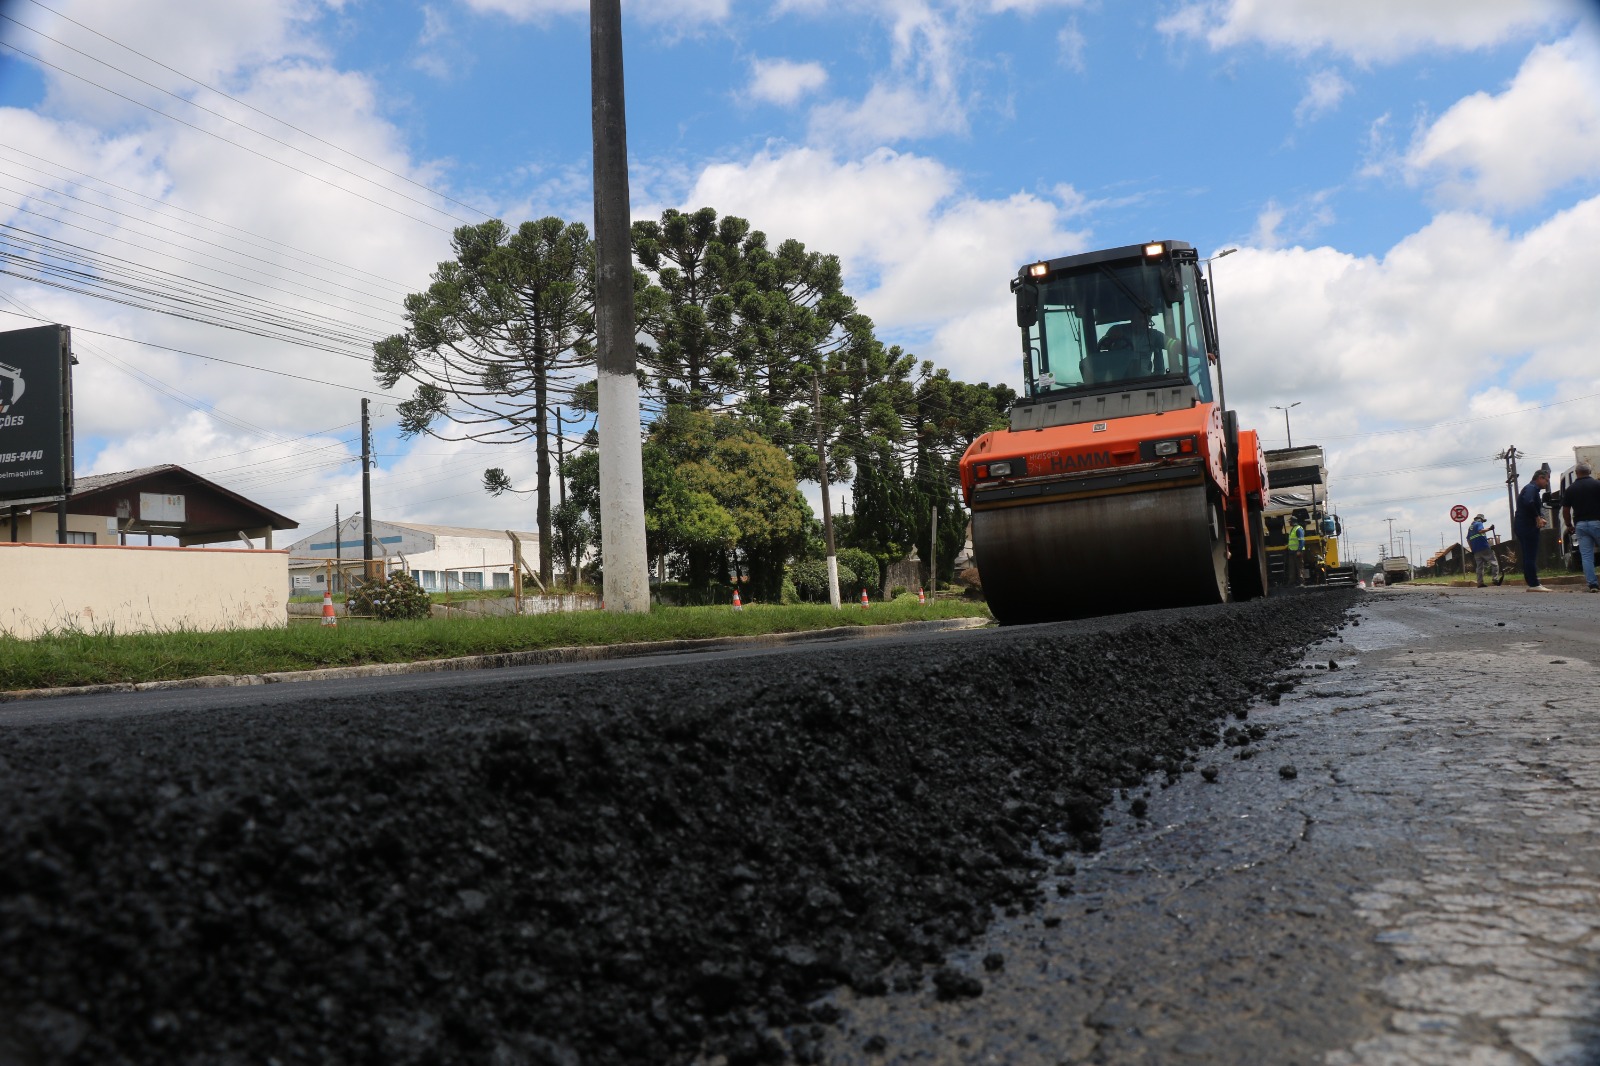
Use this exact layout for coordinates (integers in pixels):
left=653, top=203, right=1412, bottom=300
left=974, top=482, right=1229, bottom=625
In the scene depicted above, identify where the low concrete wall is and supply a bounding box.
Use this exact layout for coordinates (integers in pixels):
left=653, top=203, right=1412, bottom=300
left=0, top=542, right=288, bottom=639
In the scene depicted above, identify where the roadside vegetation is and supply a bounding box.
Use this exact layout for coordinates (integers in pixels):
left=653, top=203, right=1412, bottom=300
left=0, top=597, right=990, bottom=693
left=373, top=207, right=1012, bottom=604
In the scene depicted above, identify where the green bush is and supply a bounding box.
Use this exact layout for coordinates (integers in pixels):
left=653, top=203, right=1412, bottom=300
left=349, top=572, right=433, bottom=621
left=786, top=558, right=857, bottom=603
left=835, top=548, right=881, bottom=597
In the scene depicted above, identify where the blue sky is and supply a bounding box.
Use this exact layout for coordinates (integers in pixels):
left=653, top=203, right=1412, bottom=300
left=2, top=0, right=1598, bottom=561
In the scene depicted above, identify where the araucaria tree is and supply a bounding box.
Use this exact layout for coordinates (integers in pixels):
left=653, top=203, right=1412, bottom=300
left=372, top=218, right=593, bottom=586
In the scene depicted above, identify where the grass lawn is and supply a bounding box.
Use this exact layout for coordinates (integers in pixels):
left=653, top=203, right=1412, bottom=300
left=0, top=597, right=991, bottom=692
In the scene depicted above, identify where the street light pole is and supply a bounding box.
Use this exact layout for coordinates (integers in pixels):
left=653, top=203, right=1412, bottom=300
left=590, top=0, right=649, bottom=612
left=1202, top=248, right=1235, bottom=415
left=1270, top=400, right=1301, bottom=449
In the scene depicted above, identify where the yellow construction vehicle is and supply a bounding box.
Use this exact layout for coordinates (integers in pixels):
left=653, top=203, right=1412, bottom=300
left=1261, top=445, right=1357, bottom=587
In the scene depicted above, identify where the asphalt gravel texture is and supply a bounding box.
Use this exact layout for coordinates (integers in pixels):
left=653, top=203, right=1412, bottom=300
left=0, top=591, right=1355, bottom=1066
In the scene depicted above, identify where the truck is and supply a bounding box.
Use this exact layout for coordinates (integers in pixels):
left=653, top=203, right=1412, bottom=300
left=1260, top=445, right=1358, bottom=587
left=1553, top=444, right=1600, bottom=573
left=958, top=239, right=1270, bottom=624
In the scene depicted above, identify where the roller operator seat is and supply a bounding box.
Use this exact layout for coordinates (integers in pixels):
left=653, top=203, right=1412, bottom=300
left=1081, top=323, right=1169, bottom=384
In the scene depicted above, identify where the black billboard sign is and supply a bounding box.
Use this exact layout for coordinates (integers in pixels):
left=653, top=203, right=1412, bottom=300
left=0, top=324, right=75, bottom=505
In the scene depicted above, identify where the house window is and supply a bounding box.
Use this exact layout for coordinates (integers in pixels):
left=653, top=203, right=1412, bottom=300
left=64, top=531, right=95, bottom=544
left=464, top=571, right=484, bottom=590
left=493, top=572, right=510, bottom=589
left=419, top=571, right=438, bottom=590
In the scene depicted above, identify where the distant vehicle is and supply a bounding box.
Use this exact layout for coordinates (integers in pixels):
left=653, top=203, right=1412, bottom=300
left=1260, top=445, right=1358, bottom=587
left=1378, top=553, right=1414, bottom=584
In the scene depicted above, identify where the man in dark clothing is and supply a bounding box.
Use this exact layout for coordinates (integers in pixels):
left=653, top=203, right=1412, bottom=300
left=1561, top=461, right=1600, bottom=592
left=1516, top=469, right=1552, bottom=591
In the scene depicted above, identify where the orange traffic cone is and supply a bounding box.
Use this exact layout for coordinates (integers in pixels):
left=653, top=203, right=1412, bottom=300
left=860, top=588, right=869, bottom=609
left=732, top=588, right=743, bottom=610
left=918, top=586, right=926, bottom=605
left=320, top=589, right=338, bottom=627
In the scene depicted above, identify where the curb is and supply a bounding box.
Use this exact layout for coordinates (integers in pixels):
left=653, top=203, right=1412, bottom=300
left=0, top=617, right=992, bottom=704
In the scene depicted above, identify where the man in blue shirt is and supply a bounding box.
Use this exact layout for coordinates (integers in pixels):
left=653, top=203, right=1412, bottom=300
left=1467, top=513, right=1501, bottom=587
left=1560, top=461, right=1600, bottom=593
left=1515, top=469, right=1552, bottom=591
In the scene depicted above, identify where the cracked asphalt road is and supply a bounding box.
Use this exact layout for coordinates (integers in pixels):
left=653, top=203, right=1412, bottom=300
left=812, top=585, right=1600, bottom=1065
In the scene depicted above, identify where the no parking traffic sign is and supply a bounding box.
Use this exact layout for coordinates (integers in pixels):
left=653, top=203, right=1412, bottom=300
left=1451, top=504, right=1469, bottom=524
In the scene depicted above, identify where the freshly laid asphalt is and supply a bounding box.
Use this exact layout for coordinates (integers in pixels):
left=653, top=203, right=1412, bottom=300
left=809, top=583, right=1600, bottom=1065
left=0, top=592, right=1350, bottom=1065
left=5, top=585, right=1596, bottom=1066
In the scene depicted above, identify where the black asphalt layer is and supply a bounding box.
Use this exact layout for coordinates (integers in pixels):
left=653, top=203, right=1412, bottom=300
left=0, top=591, right=1355, bottom=1065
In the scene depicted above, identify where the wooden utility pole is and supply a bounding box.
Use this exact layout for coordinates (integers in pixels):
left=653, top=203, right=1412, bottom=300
left=361, top=398, right=376, bottom=578
left=590, top=0, right=649, bottom=612
left=813, top=374, right=841, bottom=608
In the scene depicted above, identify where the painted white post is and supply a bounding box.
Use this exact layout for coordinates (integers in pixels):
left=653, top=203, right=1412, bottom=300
left=590, top=0, right=650, bottom=613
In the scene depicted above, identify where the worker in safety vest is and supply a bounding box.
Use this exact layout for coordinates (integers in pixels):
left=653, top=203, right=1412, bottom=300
left=1287, top=518, right=1307, bottom=586
left=1467, top=513, right=1500, bottom=588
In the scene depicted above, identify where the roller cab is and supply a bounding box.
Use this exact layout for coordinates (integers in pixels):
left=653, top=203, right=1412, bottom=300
left=959, top=240, right=1268, bottom=624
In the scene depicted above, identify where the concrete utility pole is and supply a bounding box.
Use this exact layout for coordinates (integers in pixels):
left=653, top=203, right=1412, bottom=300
left=590, top=0, right=649, bottom=613
left=334, top=503, right=341, bottom=592
left=361, top=398, right=375, bottom=578
left=1385, top=516, right=1396, bottom=558
left=813, top=374, right=841, bottom=608
left=1499, top=445, right=1522, bottom=530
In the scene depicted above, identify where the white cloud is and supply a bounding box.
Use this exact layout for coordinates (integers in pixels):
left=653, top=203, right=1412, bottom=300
left=1251, top=200, right=1286, bottom=248
left=684, top=146, right=1089, bottom=382
left=807, top=83, right=966, bottom=145
left=1294, top=67, right=1350, bottom=123
left=1405, top=36, right=1600, bottom=211
left=1158, top=0, right=1572, bottom=62
left=1057, top=19, right=1087, bottom=73
left=745, top=58, right=829, bottom=107
left=1209, top=194, right=1600, bottom=554
left=11, top=0, right=328, bottom=125
left=0, top=4, right=572, bottom=536
left=412, top=4, right=470, bottom=80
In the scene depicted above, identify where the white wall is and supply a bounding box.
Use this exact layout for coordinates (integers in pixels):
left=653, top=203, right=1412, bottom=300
left=403, top=533, right=534, bottom=591
left=0, top=543, right=288, bottom=639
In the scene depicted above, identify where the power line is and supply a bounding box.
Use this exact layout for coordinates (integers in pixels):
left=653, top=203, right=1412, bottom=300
left=0, top=166, right=411, bottom=316
left=17, top=0, right=495, bottom=222
left=0, top=37, right=456, bottom=233
left=0, top=15, right=479, bottom=227
left=0, top=300, right=390, bottom=395
left=0, top=143, right=416, bottom=292
left=2, top=226, right=386, bottom=352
